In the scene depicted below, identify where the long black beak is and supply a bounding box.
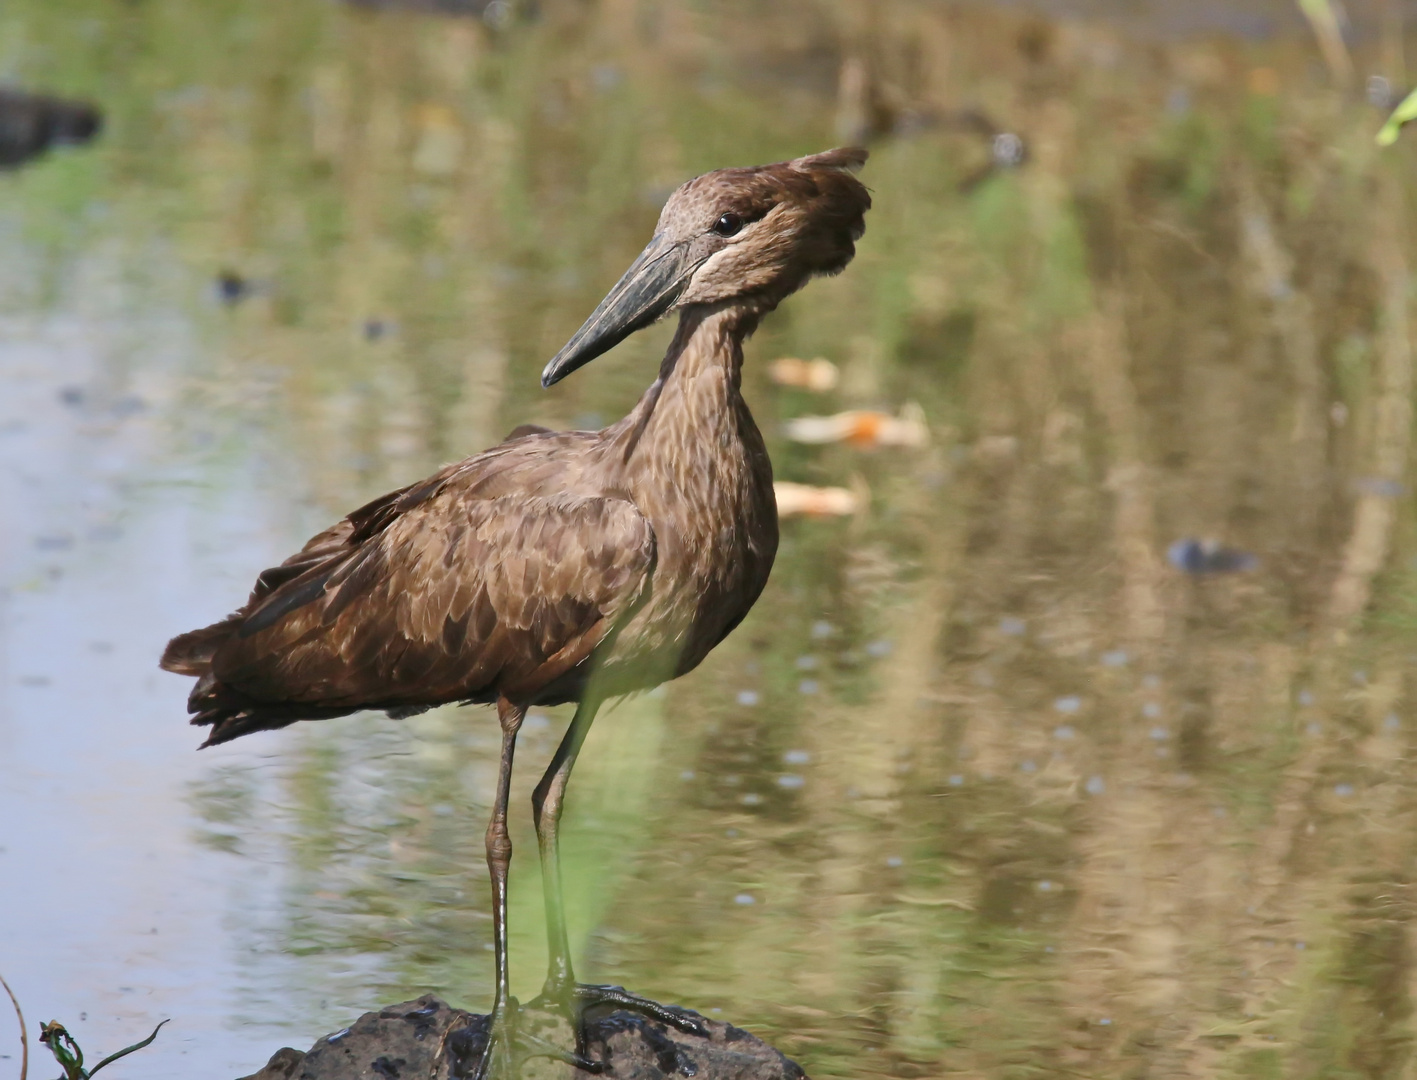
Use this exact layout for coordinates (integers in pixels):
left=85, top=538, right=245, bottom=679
left=541, top=234, right=693, bottom=388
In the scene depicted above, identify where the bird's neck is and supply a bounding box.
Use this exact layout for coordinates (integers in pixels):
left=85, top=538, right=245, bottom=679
left=658, top=303, right=759, bottom=388
left=614, top=304, right=761, bottom=456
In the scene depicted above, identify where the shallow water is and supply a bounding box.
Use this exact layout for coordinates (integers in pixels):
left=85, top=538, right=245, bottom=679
left=3, top=2, right=1417, bottom=1078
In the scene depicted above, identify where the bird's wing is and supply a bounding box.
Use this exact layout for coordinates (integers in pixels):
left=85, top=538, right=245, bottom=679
left=206, top=490, right=655, bottom=710
left=244, top=422, right=564, bottom=601
left=159, top=431, right=598, bottom=682
left=157, top=476, right=431, bottom=678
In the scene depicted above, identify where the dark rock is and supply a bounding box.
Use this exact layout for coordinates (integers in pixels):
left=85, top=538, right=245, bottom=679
left=0, top=87, right=102, bottom=168
left=236, top=996, right=807, bottom=1080
left=239, top=1045, right=306, bottom=1080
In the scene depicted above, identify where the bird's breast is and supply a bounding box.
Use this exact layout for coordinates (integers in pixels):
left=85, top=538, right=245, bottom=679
left=602, top=393, right=777, bottom=686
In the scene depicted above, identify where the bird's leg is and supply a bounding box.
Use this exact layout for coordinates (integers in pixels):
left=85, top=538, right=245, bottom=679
left=530, top=696, right=598, bottom=995
left=528, top=698, right=709, bottom=1059
left=467, top=696, right=524, bottom=1080
left=464, top=698, right=605, bottom=1080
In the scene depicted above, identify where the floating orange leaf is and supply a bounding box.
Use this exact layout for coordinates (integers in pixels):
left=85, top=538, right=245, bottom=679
left=774, top=481, right=861, bottom=517
left=784, top=403, right=928, bottom=449
left=768, top=356, right=839, bottom=391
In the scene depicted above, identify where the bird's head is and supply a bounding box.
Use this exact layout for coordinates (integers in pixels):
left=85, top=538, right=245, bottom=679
left=542, top=147, right=870, bottom=387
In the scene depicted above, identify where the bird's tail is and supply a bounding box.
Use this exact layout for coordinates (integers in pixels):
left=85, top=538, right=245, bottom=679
left=161, top=611, right=361, bottom=746
left=168, top=667, right=355, bottom=746
left=159, top=614, right=242, bottom=676
left=161, top=614, right=349, bottom=746
left=192, top=693, right=355, bottom=747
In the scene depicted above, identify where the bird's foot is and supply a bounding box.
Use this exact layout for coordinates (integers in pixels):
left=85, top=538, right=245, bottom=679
left=446, top=998, right=605, bottom=1080
left=530, top=980, right=711, bottom=1066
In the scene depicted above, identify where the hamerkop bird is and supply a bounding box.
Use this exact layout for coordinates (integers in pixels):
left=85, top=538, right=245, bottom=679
left=161, top=147, right=870, bottom=1076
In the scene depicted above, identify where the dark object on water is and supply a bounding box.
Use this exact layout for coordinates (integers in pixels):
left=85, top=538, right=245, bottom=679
left=1167, top=538, right=1259, bottom=574
left=344, top=0, right=517, bottom=23
left=236, top=996, right=807, bottom=1080
left=165, top=148, right=870, bottom=1077
left=363, top=317, right=395, bottom=341
left=0, top=87, right=101, bottom=168
left=216, top=270, right=254, bottom=305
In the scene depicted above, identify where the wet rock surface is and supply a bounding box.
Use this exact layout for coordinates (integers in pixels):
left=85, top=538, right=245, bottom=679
left=238, top=996, right=808, bottom=1080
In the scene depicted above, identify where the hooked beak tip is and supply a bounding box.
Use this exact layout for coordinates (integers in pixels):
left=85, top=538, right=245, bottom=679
left=540, top=347, right=578, bottom=388
left=539, top=236, right=689, bottom=389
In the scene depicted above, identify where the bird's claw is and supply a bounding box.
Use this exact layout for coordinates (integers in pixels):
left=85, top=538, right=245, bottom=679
left=532, top=980, right=713, bottom=1050
left=456, top=1007, right=513, bottom=1080
left=571, top=983, right=711, bottom=1038
left=448, top=984, right=708, bottom=1077
left=447, top=1001, right=606, bottom=1080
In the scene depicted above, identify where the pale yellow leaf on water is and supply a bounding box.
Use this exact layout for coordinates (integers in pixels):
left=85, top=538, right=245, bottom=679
left=783, top=402, right=928, bottom=448
left=973, top=434, right=1020, bottom=459
left=413, top=102, right=463, bottom=176
left=895, top=894, right=975, bottom=910
left=768, top=356, right=839, bottom=391
left=774, top=481, right=860, bottom=517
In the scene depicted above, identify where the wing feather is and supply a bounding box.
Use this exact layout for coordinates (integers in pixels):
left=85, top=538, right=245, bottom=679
left=205, top=492, right=654, bottom=711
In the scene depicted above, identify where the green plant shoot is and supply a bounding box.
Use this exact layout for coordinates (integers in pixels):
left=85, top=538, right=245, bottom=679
left=1377, top=87, right=1417, bottom=145
left=38, top=1019, right=168, bottom=1080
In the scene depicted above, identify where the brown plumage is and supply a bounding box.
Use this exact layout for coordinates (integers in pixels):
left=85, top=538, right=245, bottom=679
left=161, top=147, right=870, bottom=1077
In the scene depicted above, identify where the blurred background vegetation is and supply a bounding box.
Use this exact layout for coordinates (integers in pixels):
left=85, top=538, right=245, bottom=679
left=6, top=0, right=1417, bottom=1077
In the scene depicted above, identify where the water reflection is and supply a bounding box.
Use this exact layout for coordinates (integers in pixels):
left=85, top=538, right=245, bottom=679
left=2, top=1, right=1417, bottom=1078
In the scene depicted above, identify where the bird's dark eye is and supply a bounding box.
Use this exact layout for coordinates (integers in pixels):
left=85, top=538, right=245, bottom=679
left=712, top=212, right=744, bottom=237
